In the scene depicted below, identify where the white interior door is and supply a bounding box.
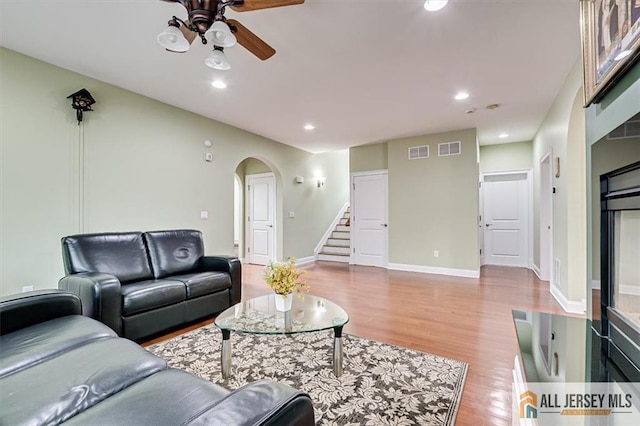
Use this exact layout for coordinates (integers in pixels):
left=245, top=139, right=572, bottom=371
left=352, top=171, right=388, bottom=267
left=247, top=173, right=275, bottom=265
left=482, top=172, right=530, bottom=267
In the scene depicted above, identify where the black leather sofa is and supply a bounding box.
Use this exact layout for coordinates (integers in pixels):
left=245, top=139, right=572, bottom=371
left=59, top=229, right=241, bottom=341
left=0, top=290, right=315, bottom=425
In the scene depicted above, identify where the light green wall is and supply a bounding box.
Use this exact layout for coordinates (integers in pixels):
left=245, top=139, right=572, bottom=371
left=532, top=60, right=587, bottom=305
left=479, top=141, right=532, bottom=172
left=387, top=129, right=479, bottom=271
left=0, top=47, right=349, bottom=296
left=349, top=142, right=388, bottom=172
left=590, top=136, right=640, bottom=281
left=243, top=158, right=272, bottom=175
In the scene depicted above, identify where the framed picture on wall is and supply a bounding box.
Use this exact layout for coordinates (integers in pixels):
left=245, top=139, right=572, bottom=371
left=581, top=0, right=640, bottom=106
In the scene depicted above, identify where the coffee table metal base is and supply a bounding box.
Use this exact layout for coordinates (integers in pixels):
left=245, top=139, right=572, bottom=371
left=220, top=325, right=344, bottom=379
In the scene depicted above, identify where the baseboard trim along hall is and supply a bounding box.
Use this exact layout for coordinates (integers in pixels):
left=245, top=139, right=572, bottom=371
left=532, top=263, right=543, bottom=281
left=550, top=284, right=586, bottom=315
left=387, top=263, right=480, bottom=279
left=296, top=256, right=316, bottom=266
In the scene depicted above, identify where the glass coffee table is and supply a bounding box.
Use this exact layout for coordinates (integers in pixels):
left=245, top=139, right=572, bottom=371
left=214, top=293, right=349, bottom=379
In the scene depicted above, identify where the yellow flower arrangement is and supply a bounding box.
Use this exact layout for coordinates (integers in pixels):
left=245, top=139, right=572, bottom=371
left=263, top=257, right=309, bottom=298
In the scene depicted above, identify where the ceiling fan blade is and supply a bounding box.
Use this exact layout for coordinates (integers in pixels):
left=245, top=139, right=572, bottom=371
left=230, top=0, right=304, bottom=12
left=179, top=19, right=198, bottom=45
left=227, top=19, right=276, bottom=61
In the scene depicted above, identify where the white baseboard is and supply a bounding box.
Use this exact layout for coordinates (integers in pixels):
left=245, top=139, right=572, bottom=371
left=592, top=280, right=601, bottom=290
left=531, top=263, right=543, bottom=281
left=620, top=284, right=640, bottom=296
left=296, top=256, right=316, bottom=267
left=387, top=263, right=480, bottom=279
left=550, top=284, right=586, bottom=315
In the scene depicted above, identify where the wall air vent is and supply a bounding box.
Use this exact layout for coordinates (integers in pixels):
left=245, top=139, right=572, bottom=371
left=438, top=141, right=462, bottom=157
left=408, top=145, right=429, bottom=160
left=607, top=115, right=640, bottom=139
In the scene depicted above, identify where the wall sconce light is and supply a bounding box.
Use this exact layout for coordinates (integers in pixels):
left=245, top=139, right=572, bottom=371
left=317, top=177, right=326, bottom=188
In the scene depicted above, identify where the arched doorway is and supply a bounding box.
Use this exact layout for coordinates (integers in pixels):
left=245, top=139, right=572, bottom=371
left=234, top=157, right=283, bottom=264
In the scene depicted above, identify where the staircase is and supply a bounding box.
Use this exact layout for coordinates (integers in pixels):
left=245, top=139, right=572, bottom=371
left=317, top=207, right=351, bottom=263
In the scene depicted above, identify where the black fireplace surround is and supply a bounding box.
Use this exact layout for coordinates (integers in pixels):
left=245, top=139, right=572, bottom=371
left=600, top=160, right=640, bottom=381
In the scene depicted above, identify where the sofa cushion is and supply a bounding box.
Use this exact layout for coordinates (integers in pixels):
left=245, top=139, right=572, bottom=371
left=121, top=279, right=186, bottom=316
left=0, top=338, right=167, bottom=426
left=64, top=369, right=230, bottom=426
left=144, top=229, right=204, bottom=278
left=62, top=232, right=153, bottom=283
left=172, top=271, right=232, bottom=299
left=0, top=315, right=115, bottom=379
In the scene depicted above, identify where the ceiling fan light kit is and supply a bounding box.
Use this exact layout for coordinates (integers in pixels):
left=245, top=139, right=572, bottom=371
left=205, top=47, right=231, bottom=70
left=159, top=0, right=306, bottom=70
left=204, top=20, right=237, bottom=47
left=157, top=24, right=190, bottom=52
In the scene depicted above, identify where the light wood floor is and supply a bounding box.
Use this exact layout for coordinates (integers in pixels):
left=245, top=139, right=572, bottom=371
left=144, top=261, right=570, bottom=425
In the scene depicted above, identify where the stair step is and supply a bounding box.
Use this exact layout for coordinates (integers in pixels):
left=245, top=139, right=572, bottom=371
left=339, top=218, right=349, bottom=225
left=343, top=212, right=350, bottom=218
left=327, top=238, right=350, bottom=247
left=335, top=225, right=350, bottom=232
left=318, top=253, right=350, bottom=263
left=331, top=231, right=350, bottom=239
left=322, top=246, right=351, bottom=255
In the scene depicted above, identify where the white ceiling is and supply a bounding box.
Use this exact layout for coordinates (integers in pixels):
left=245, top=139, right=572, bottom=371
left=0, top=0, right=581, bottom=153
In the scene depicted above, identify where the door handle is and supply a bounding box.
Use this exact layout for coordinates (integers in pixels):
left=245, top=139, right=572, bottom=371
left=485, top=224, right=492, bottom=227
left=381, top=224, right=388, bottom=227
left=267, top=224, right=273, bottom=228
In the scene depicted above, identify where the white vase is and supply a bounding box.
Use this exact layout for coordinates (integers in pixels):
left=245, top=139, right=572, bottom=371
left=274, top=293, right=293, bottom=312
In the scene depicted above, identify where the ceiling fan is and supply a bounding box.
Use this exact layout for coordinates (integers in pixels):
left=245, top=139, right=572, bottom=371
left=158, top=0, right=304, bottom=70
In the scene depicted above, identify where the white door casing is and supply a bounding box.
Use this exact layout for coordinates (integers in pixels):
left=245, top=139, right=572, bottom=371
left=351, top=171, right=388, bottom=267
left=482, top=171, right=531, bottom=267
left=246, top=173, right=275, bottom=265
left=540, top=153, right=553, bottom=281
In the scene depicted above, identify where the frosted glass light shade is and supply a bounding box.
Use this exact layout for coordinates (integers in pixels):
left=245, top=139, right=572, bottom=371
left=204, top=20, right=237, bottom=48
left=157, top=26, right=190, bottom=52
left=205, top=48, right=231, bottom=70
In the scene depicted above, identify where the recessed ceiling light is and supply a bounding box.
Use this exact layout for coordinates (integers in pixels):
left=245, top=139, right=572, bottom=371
left=211, top=80, right=227, bottom=89
left=614, top=50, right=632, bottom=61
left=454, top=92, right=469, bottom=100
left=304, top=124, right=315, bottom=130
left=423, top=0, right=449, bottom=12
left=499, top=133, right=509, bottom=138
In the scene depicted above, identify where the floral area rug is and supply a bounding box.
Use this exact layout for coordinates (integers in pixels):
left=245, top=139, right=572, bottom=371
left=146, top=324, right=468, bottom=425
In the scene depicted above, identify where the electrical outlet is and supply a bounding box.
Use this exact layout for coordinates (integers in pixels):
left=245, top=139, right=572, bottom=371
left=200, top=211, right=208, bottom=220
left=433, top=250, right=439, bottom=258
left=289, top=211, right=295, bottom=218
left=22, top=285, right=34, bottom=292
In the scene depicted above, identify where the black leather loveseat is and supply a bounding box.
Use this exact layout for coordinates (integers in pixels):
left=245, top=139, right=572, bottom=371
left=59, top=229, right=241, bottom=341
left=0, top=290, right=314, bottom=425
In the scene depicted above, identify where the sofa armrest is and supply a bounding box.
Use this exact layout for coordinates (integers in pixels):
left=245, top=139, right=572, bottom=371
left=0, top=290, right=81, bottom=335
left=184, top=380, right=314, bottom=426
left=58, top=273, right=123, bottom=336
left=200, top=256, right=242, bottom=305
